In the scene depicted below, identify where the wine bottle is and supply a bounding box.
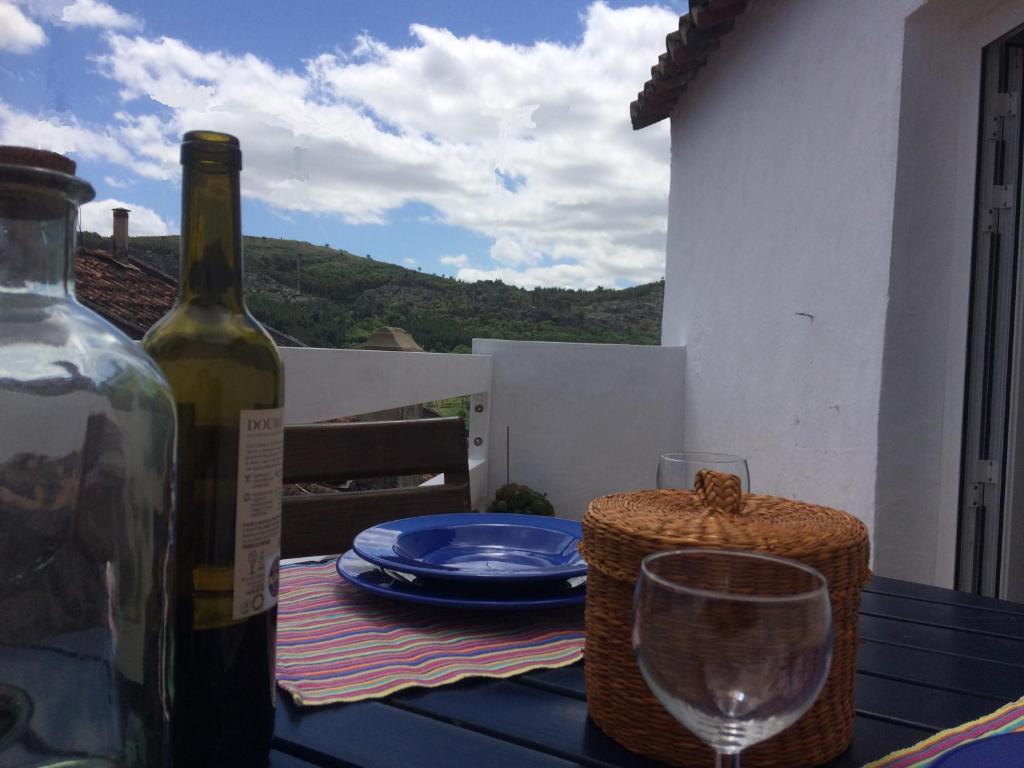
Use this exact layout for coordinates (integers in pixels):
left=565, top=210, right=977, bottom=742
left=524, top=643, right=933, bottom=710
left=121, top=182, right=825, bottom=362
left=143, top=131, right=284, bottom=767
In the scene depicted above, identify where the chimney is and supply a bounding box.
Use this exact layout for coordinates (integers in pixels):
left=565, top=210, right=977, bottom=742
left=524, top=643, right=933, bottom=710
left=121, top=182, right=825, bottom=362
left=111, top=207, right=130, bottom=257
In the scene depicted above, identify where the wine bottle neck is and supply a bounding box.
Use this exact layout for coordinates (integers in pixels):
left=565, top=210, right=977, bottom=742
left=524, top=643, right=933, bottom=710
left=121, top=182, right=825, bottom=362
left=179, top=162, right=244, bottom=310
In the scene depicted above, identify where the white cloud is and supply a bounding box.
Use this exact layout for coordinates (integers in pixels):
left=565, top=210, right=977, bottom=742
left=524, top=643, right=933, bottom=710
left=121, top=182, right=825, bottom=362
left=440, top=254, right=469, bottom=268
left=60, top=0, right=140, bottom=30
left=4, top=1, right=675, bottom=288
left=0, top=101, right=174, bottom=180
left=490, top=236, right=543, bottom=267
left=0, top=2, right=47, bottom=53
left=80, top=197, right=171, bottom=236
left=0, top=100, right=134, bottom=163
left=403, top=258, right=418, bottom=267
left=103, top=175, right=130, bottom=188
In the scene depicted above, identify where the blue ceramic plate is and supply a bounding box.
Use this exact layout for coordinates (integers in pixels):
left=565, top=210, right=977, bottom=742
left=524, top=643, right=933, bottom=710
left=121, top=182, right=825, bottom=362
left=336, top=550, right=586, bottom=610
left=933, top=733, right=1024, bottom=766
left=352, top=513, right=587, bottom=583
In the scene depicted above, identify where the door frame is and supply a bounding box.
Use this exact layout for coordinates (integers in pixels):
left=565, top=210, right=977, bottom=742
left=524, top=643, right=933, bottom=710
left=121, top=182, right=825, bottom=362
left=892, top=0, right=1024, bottom=590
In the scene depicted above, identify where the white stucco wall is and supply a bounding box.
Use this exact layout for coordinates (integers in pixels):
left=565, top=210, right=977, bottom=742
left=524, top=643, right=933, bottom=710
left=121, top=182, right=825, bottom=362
left=472, top=339, right=685, bottom=520
left=660, top=0, right=1024, bottom=587
left=660, top=0, right=919, bottom=537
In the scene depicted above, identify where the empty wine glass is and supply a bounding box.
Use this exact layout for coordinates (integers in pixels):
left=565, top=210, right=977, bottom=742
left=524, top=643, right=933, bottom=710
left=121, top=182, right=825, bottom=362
left=632, top=549, right=832, bottom=768
left=657, top=452, right=750, bottom=492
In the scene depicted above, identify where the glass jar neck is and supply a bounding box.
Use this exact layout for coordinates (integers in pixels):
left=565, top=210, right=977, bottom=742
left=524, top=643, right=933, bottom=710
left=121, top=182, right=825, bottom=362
left=0, top=167, right=89, bottom=298
left=178, top=161, right=245, bottom=310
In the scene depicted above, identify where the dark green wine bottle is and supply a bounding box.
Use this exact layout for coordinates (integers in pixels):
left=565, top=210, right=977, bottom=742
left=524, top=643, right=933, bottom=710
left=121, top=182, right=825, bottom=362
left=143, top=131, right=284, bottom=767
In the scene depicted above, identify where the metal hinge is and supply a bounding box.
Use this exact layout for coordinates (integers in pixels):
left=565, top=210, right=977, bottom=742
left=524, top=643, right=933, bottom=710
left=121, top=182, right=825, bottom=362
left=994, top=92, right=1019, bottom=117
left=982, top=186, right=1015, bottom=231
left=967, top=482, right=984, bottom=509
left=992, top=185, right=1016, bottom=210
left=978, top=459, right=1000, bottom=483
left=967, top=461, right=1000, bottom=509
left=987, top=114, right=1002, bottom=140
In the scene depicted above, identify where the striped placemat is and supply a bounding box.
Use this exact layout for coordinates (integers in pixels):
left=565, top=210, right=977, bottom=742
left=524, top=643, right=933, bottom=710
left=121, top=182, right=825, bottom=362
left=275, top=559, right=585, bottom=706
left=864, top=696, right=1024, bottom=767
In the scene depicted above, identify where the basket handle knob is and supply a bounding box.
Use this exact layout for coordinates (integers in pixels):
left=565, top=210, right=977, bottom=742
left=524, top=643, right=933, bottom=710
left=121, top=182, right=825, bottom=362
left=694, top=469, right=745, bottom=516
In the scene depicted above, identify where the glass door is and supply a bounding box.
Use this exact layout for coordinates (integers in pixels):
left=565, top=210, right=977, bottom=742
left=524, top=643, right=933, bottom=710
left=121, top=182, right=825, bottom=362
left=958, top=39, right=1024, bottom=598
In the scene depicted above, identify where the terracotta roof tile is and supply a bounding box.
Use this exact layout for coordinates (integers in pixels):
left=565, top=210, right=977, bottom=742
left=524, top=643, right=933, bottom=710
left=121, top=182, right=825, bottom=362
left=631, top=0, right=751, bottom=130
left=75, top=247, right=176, bottom=338
left=74, top=247, right=303, bottom=346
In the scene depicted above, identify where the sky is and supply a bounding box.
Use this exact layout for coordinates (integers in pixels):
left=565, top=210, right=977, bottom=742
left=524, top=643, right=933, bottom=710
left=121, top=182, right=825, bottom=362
left=0, top=0, right=680, bottom=288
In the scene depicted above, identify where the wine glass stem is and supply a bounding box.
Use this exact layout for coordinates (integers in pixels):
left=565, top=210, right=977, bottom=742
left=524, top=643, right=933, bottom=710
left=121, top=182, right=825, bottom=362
left=715, top=752, right=740, bottom=768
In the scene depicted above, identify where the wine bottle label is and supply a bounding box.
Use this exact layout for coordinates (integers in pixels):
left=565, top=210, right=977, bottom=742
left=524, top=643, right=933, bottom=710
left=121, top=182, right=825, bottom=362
left=232, top=407, right=283, bottom=621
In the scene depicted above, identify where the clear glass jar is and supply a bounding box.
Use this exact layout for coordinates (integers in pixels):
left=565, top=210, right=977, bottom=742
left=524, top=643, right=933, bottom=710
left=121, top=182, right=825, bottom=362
left=0, top=147, right=175, bottom=766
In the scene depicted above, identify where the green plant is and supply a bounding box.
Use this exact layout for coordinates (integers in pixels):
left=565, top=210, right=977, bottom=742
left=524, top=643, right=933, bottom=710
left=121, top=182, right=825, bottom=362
left=487, top=483, right=554, bottom=516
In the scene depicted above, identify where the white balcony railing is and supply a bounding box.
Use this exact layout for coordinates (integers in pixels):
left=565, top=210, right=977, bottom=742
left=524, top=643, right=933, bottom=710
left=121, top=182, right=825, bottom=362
left=281, top=340, right=686, bottom=519
left=280, top=346, right=493, bottom=509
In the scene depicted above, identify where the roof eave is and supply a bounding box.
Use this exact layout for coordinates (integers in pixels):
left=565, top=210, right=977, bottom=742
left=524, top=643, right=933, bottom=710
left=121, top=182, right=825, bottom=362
left=630, top=0, right=751, bottom=130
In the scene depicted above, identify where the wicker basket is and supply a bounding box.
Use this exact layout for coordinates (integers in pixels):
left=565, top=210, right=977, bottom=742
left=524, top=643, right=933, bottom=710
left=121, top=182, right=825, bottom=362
left=580, top=471, right=870, bottom=768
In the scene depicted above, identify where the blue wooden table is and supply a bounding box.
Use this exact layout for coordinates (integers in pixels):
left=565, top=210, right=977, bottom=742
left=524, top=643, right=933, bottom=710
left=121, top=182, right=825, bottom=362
left=269, top=576, right=1024, bottom=767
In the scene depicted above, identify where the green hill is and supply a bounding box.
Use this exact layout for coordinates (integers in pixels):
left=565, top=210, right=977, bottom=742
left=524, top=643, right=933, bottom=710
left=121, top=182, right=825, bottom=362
left=81, top=232, right=663, bottom=351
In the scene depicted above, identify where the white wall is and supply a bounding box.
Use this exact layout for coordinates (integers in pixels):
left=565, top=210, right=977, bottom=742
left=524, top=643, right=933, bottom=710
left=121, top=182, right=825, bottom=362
left=472, top=339, right=685, bottom=520
left=877, top=0, right=1024, bottom=586
left=661, top=0, right=918, bottom=535
left=280, top=346, right=494, bottom=508
left=279, top=347, right=492, bottom=425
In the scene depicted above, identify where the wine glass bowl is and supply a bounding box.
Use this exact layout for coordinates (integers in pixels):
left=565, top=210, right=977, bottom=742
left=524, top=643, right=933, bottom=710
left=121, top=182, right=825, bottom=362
left=657, top=453, right=750, bottom=492
left=632, top=549, right=832, bottom=766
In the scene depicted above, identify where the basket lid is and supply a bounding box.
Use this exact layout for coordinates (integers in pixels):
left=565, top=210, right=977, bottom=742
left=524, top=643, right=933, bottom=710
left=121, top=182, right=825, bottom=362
left=581, top=470, right=870, bottom=592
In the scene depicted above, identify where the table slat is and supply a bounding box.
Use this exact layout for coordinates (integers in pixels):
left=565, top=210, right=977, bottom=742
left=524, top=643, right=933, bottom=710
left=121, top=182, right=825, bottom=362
left=516, top=657, right=1013, bottom=737
left=857, top=639, right=1024, bottom=700
left=273, top=698, right=585, bottom=768
left=391, top=672, right=947, bottom=768
left=388, top=671, right=992, bottom=766
left=271, top=750, right=325, bottom=767
left=520, top=639, right=1024, bottom=715
left=867, top=577, right=1024, bottom=616
left=855, top=672, right=1003, bottom=731
left=861, top=592, right=1024, bottom=639
left=518, top=666, right=587, bottom=698
left=860, top=614, right=1024, bottom=667
left=390, top=678, right=662, bottom=768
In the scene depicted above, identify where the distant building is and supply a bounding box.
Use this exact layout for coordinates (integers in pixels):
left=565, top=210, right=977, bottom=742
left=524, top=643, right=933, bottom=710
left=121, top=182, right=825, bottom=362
left=360, top=326, right=424, bottom=352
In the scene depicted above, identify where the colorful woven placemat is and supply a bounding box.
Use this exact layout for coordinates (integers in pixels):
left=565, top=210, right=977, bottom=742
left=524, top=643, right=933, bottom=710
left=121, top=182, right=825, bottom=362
left=864, top=696, right=1024, bottom=767
left=275, top=560, right=585, bottom=706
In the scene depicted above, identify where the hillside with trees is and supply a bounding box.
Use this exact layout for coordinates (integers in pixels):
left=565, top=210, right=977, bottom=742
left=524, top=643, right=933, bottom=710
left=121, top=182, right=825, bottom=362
left=82, top=233, right=663, bottom=351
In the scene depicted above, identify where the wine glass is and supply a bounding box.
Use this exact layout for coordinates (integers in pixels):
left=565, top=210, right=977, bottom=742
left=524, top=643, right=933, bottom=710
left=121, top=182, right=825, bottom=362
left=632, top=549, right=832, bottom=768
left=657, top=452, right=750, bottom=492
